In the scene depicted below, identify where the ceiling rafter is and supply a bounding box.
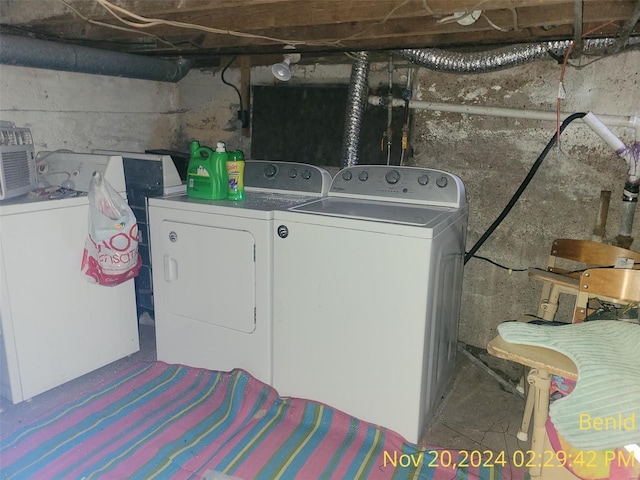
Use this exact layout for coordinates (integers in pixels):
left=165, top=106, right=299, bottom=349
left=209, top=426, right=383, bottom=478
left=0, top=0, right=637, bottom=58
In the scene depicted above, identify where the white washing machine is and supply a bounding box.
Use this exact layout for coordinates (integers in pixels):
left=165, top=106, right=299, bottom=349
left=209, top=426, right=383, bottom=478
left=0, top=153, right=139, bottom=403
left=272, top=165, right=468, bottom=443
left=148, top=161, right=331, bottom=384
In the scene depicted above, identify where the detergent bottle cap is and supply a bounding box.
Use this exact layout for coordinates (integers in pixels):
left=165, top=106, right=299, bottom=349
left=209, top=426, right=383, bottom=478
left=216, top=142, right=226, bottom=153
left=229, top=150, right=244, bottom=161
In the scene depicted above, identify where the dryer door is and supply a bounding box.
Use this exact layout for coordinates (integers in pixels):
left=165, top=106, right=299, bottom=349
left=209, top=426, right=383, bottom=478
left=158, top=220, right=256, bottom=333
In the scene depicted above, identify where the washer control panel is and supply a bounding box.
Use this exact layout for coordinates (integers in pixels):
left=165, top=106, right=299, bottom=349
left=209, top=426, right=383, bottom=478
left=330, top=165, right=465, bottom=208
left=35, top=152, right=126, bottom=193
left=244, top=160, right=332, bottom=195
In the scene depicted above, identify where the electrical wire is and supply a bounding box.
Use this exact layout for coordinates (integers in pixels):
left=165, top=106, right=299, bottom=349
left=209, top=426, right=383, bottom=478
left=464, top=112, right=586, bottom=265
left=468, top=254, right=528, bottom=272
left=607, top=0, right=640, bottom=54
left=555, top=20, right=618, bottom=150
left=58, top=0, right=177, bottom=48
left=220, top=56, right=250, bottom=129
left=90, top=0, right=341, bottom=48
left=221, top=56, right=242, bottom=107
left=482, top=13, right=509, bottom=33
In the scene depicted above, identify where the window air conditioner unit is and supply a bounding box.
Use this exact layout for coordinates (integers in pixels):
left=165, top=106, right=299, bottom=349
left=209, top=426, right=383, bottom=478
left=0, top=121, right=37, bottom=200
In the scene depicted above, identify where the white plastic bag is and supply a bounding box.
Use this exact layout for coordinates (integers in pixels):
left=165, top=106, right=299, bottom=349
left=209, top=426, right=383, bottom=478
left=81, top=172, right=141, bottom=286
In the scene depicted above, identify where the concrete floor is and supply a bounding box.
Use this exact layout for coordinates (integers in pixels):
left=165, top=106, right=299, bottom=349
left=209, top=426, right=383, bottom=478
left=1, top=325, right=530, bottom=477
left=0, top=324, right=157, bottom=435
left=421, top=345, right=531, bottom=477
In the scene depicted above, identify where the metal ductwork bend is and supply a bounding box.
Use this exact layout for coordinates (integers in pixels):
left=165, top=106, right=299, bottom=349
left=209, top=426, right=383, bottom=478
left=397, top=38, right=626, bottom=73
left=341, top=51, right=370, bottom=168
left=0, top=34, right=193, bottom=83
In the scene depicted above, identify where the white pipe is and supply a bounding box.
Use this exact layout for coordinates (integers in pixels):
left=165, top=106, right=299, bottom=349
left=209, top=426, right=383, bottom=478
left=582, top=112, right=628, bottom=153
left=368, top=96, right=640, bottom=134
left=583, top=112, right=638, bottom=182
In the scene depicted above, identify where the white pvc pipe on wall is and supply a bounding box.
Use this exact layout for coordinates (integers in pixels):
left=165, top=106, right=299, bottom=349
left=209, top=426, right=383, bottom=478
left=367, top=96, right=640, bottom=135
left=582, top=112, right=629, bottom=152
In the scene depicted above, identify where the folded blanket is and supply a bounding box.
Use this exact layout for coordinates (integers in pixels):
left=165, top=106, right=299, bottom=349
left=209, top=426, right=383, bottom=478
left=497, top=320, right=640, bottom=450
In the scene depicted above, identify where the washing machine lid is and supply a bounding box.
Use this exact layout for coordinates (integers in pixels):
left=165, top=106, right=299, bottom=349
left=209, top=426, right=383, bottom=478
left=289, top=196, right=455, bottom=227
left=0, top=191, right=88, bottom=215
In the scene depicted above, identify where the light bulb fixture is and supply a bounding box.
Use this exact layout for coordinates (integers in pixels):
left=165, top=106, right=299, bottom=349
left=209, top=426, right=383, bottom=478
left=271, top=48, right=301, bottom=82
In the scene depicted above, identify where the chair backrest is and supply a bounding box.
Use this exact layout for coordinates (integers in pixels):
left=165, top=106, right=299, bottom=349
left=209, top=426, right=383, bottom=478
left=574, top=268, right=640, bottom=322
left=548, top=238, right=640, bottom=277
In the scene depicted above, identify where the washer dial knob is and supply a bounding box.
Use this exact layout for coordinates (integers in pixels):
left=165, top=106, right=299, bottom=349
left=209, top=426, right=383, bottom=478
left=436, top=176, right=448, bottom=188
left=302, top=169, right=312, bottom=179
left=264, top=164, right=277, bottom=178
left=385, top=170, right=400, bottom=184
left=418, top=174, right=429, bottom=185
left=358, top=171, right=369, bottom=182
left=342, top=170, right=353, bottom=181
left=288, top=168, right=298, bottom=178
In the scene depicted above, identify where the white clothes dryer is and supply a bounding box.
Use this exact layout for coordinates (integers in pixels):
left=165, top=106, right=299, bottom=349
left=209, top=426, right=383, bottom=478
left=148, top=161, right=331, bottom=384
left=271, top=165, right=468, bottom=443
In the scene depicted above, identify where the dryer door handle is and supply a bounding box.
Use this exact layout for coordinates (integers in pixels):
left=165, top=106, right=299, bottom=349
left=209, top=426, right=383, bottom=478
left=163, top=254, right=178, bottom=282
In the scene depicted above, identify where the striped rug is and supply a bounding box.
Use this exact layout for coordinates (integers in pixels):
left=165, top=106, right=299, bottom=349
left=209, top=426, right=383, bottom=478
left=0, top=362, right=524, bottom=479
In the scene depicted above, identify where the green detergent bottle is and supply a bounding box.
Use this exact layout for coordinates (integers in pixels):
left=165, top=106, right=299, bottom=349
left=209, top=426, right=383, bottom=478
left=226, top=150, right=245, bottom=201
left=186, top=141, right=229, bottom=200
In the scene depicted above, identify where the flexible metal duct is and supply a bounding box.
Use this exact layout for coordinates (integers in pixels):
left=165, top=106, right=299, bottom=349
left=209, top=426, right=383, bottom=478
left=341, top=51, right=370, bottom=167
left=0, top=34, right=192, bottom=83
left=397, top=38, right=620, bottom=73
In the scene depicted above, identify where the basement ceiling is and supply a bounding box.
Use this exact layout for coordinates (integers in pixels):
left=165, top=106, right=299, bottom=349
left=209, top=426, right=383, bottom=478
left=1, top=0, right=639, bottom=64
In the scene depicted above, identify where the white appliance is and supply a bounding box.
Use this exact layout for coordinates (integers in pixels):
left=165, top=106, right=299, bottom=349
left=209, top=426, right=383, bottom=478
left=148, top=161, right=331, bottom=384
left=92, top=149, right=185, bottom=196
left=0, top=152, right=139, bottom=404
left=272, top=165, right=468, bottom=443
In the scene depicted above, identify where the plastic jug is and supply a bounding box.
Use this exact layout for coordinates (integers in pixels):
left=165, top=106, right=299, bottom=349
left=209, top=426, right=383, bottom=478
left=186, top=141, right=229, bottom=200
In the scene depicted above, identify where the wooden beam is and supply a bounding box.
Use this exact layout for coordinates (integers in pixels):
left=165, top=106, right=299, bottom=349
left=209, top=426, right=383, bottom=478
left=4, top=0, right=634, bottom=57
left=18, top=0, right=578, bottom=30
left=181, top=2, right=634, bottom=50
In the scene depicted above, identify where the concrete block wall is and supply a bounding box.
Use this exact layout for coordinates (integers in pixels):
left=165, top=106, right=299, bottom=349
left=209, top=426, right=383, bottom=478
left=0, top=65, right=179, bottom=153
left=406, top=51, right=639, bottom=347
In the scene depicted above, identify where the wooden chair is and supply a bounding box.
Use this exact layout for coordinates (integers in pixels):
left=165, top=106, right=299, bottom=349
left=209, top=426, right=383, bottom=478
left=517, top=239, right=640, bottom=437
left=573, top=267, right=640, bottom=322
left=529, top=238, right=640, bottom=321
left=516, top=267, right=640, bottom=444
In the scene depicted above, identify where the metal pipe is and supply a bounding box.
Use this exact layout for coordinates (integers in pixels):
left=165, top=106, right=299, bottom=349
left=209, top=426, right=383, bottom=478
left=616, top=193, right=637, bottom=249
left=400, top=68, right=413, bottom=166
left=573, top=0, right=584, bottom=55
left=368, top=96, right=640, bottom=134
left=0, top=34, right=192, bottom=83
left=342, top=51, right=370, bottom=167
left=386, top=54, right=393, bottom=166
left=591, top=190, right=611, bottom=242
